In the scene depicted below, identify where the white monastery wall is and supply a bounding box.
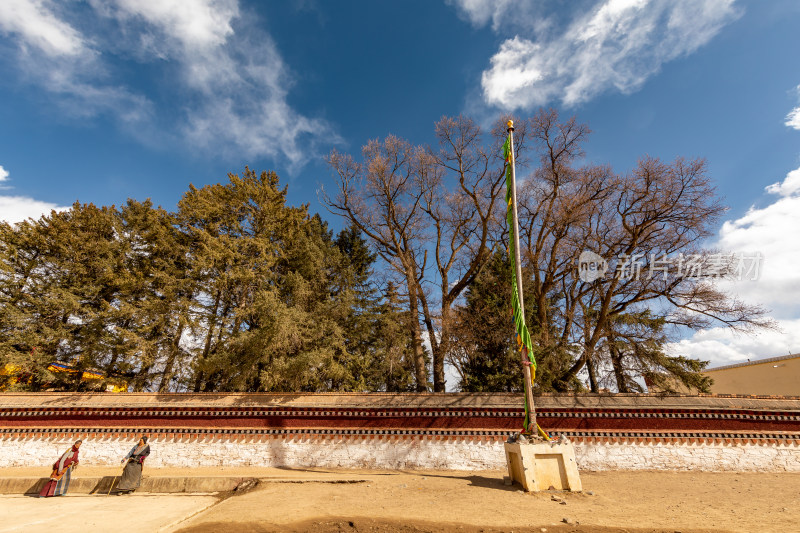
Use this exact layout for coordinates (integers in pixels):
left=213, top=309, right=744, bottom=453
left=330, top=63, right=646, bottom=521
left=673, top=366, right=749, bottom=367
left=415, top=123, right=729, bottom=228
left=3, top=435, right=798, bottom=472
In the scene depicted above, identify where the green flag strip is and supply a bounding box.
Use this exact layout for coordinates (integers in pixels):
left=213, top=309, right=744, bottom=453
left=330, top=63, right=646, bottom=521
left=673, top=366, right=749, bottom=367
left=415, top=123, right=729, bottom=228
left=503, top=135, right=537, bottom=379
left=504, top=135, right=549, bottom=439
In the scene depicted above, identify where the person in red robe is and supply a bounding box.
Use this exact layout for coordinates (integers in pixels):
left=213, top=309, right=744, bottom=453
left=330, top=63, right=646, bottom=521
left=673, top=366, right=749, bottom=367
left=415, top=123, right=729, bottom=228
left=38, top=440, right=81, bottom=497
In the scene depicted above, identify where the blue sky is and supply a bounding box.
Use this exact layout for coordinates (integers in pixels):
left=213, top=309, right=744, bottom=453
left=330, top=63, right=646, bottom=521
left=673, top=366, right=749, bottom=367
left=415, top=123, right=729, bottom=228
left=1, top=0, right=800, bottom=368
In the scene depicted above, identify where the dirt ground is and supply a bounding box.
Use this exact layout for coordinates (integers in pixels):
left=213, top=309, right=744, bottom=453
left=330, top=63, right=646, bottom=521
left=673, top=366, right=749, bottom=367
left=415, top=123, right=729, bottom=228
left=0, top=493, right=218, bottom=533
left=171, top=470, right=800, bottom=533
left=177, top=519, right=721, bottom=533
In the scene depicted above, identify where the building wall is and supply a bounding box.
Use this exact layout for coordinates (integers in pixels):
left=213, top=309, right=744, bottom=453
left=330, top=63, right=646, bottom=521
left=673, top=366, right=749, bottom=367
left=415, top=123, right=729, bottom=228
left=3, top=434, right=798, bottom=472
left=2, top=392, right=798, bottom=472
left=705, top=355, right=800, bottom=396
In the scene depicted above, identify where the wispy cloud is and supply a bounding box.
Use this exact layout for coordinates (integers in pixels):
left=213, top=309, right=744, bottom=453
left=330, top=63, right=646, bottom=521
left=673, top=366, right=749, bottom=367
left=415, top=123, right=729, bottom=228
left=787, top=108, right=800, bottom=130
left=0, top=0, right=86, bottom=57
left=0, top=165, right=8, bottom=182
left=104, top=0, right=239, bottom=52
left=0, top=0, right=339, bottom=169
left=787, top=85, right=800, bottom=130
left=447, top=0, right=515, bottom=31
left=450, top=0, right=741, bottom=109
left=97, top=0, right=341, bottom=168
left=0, top=0, right=153, bottom=127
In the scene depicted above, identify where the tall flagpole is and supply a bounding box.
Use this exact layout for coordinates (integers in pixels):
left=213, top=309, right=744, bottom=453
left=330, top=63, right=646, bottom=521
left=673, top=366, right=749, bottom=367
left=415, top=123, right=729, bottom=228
left=507, top=120, right=536, bottom=435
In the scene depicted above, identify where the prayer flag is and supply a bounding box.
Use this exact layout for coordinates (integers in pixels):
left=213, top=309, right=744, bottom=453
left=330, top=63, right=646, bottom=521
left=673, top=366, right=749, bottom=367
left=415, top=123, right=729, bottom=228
left=504, top=133, right=545, bottom=437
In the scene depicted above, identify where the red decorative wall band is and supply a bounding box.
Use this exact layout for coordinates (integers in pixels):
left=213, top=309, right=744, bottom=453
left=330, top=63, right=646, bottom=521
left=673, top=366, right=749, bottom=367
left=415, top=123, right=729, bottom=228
left=2, top=407, right=799, bottom=433
left=2, top=393, right=798, bottom=446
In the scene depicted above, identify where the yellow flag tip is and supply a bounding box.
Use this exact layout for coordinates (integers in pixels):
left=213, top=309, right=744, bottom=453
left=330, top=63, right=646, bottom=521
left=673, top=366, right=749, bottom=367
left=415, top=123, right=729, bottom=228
left=507, top=120, right=514, bottom=130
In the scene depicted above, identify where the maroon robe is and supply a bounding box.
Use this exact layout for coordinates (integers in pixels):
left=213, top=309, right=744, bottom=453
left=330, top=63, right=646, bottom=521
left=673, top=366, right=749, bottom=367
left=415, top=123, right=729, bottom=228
left=38, top=445, right=80, bottom=497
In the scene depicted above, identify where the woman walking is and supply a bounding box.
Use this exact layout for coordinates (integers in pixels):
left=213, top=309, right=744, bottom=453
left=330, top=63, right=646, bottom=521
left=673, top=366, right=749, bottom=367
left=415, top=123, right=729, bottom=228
left=38, top=440, right=81, bottom=497
left=115, top=435, right=150, bottom=494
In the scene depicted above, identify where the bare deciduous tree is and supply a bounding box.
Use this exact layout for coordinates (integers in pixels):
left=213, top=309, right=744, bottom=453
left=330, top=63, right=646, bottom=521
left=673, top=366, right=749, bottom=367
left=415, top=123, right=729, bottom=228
left=516, top=110, right=774, bottom=391
left=418, top=116, right=526, bottom=391
left=324, top=116, right=524, bottom=391
left=323, top=137, right=431, bottom=390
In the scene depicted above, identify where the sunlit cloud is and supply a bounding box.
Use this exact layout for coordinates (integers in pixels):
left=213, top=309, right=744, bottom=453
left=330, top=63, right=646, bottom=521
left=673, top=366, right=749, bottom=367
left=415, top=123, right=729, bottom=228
left=668, top=165, right=800, bottom=365
left=0, top=164, right=69, bottom=223
left=667, top=319, right=800, bottom=368
left=0, top=195, right=68, bottom=224
left=446, top=0, right=516, bottom=31
left=0, top=0, right=86, bottom=57
left=0, top=0, right=339, bottom=169
left=450, top=0, right=741, bottom=109
left=715, top=166, right=800, bottom=317
left=786, top=108, right=800, bottom=130
left=786, top=84, right=800, bottom=130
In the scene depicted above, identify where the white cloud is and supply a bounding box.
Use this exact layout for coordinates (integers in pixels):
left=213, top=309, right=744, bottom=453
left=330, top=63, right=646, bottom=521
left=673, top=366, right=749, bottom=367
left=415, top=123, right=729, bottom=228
left=474, top=0, right=739, bottom=109
left=0, top=0, right=338, bottom=168
left=787, top=107, right=800, bottom=130
left=0, top=0, right=86, bottom=57
left=108, top=0, right=238, bottom=51
left=103, top=0, right=340, bottom=167
left=447, top=0, right=514, bottom=30
left=764, top=167, right=800, bottom=197
left=0, top=195, right=67, bottom=224
left=786, top=85, right=800, bottom=130
left=667, top=319, right=800, bottom=368
left=715, top=166, right=800, bottom=317
left=667, top=165, right=800, bottom=366
left=0, top=0, right=152, bottom=128
left=0, top=165, right=68, bottom=223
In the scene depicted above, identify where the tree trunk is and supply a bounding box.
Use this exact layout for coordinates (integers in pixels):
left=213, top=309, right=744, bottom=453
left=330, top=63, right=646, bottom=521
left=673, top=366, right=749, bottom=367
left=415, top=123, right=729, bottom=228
left=608, top=340, right=629, bottom=393
left=194, top=289, right=221, bottom=392
left=433, top=305, right=451, bottom=392
left=586, top=354, right=599, bottom=393
left=405, top=265, right=428, bottom=392
left=158, top=320, right=185, bottom=392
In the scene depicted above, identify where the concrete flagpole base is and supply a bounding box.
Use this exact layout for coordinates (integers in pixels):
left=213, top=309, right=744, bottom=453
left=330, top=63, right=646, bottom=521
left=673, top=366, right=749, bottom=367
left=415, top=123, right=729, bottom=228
left=504, top=436, right=583, bottom=492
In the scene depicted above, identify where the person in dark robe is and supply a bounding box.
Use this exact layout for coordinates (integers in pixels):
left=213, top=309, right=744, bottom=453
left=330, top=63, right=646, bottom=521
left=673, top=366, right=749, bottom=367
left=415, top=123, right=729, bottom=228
left=38, top=440, right=81, bottom=497
left=115, top=435, right=150, bottom=494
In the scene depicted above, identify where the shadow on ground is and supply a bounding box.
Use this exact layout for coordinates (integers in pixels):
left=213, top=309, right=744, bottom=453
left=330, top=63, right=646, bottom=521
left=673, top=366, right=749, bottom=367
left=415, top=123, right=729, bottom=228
left=174, top=517, right=731, bottom=533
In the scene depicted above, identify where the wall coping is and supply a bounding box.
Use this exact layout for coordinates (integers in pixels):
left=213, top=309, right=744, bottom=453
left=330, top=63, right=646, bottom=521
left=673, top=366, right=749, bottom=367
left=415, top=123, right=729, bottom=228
left=705, top=353, right=800, bottom=372
left=2, top=392, right=799, bottom=411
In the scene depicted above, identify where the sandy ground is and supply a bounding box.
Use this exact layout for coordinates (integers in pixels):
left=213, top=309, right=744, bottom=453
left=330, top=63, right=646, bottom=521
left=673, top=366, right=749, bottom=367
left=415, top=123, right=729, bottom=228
left=2, top=469, right=798, bottom=532
left=171, top=470, right=800, bottom=533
